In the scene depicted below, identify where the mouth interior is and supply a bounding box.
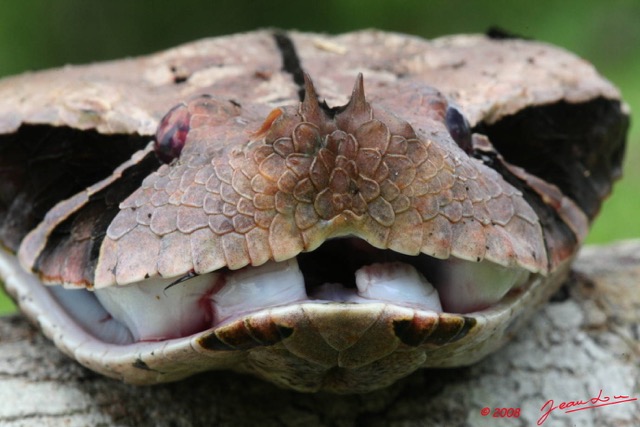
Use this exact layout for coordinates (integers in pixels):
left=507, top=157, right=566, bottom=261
left=298, top=239, right=413, bottom=289
left=48, top=237, right=530, bottom=345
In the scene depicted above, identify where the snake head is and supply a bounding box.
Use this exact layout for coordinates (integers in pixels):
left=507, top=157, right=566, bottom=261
left=5, top=31, right=627, bottom=392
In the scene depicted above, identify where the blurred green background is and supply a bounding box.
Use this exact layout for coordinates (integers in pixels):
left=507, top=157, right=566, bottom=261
left=1, top=0, right=638, bottom=314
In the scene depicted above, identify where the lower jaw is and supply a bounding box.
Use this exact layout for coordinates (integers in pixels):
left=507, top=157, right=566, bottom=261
left=50, top=238, right=532, bottom=345
left=0, top=240, right=571, bottom=392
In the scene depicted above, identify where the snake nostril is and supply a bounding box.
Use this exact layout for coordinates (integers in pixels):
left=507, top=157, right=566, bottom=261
left=154, top=102, right=190, bottom=163
left=445, top=106, right=472, bottom=155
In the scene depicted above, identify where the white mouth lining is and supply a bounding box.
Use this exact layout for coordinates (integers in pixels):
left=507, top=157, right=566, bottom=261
left=1, top=242, right=530, bottom=347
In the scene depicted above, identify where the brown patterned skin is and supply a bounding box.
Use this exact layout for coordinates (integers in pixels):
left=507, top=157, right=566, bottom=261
left=95, top=75, right=546, bottom=287
left=0, top=31, right=628, bottom=392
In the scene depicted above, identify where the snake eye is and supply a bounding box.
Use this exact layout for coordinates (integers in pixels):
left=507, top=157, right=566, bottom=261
left=445, top=106, right=472, bottom=154
left=154, top=103, right=190, bottom=163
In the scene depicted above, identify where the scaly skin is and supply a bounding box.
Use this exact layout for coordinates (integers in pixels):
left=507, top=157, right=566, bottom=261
left=93, top=75, right=546, bottom=287
left=0, top=30, right=628, bottom=392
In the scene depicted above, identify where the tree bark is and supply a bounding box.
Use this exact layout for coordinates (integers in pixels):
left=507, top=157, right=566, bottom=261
left=1, top=240, right=638, bottom=427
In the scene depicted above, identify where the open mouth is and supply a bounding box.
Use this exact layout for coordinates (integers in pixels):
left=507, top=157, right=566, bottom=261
left=48, top=237, right=530, bottom=345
